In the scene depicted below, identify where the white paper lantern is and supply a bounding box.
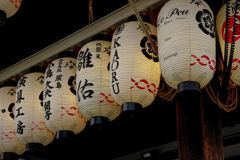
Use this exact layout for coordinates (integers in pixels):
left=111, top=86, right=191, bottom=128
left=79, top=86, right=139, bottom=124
left=157, top=0, right=216, bottom=90
left=0, top=0, right=22, bottom=18
left=15, top=72, right=55, bottom=149
left=44, top=52, right=86, bottom=138
left=216, top=0, right=240, bottom=85
left=110, top=19, right=160, bottom=110
left=76, top=39, right=121, bottom=124
left=0, top=86, right=25, bottom=156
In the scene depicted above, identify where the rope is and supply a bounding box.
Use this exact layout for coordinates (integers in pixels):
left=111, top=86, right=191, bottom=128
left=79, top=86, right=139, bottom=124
left=128, top=0, right=158, bottom=55
left=206, top=58, right=238, bottom=112
left=89, top=0, right=93, bottom=24
left=128, top=0, right=177, bottom=101
left=158, top=76, right=177, bottom=101
left=210, top=0, right=240, bottom=112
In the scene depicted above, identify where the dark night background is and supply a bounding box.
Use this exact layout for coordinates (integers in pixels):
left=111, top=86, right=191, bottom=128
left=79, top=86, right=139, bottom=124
left=0, top=0, right=240, bottom=160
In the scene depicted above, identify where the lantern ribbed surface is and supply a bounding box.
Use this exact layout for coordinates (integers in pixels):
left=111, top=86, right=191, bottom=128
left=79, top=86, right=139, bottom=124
left=15, top=72, right=55, bottom=146
left=0, top=86, right=25, bottom=155
left=44, top=57, right=86, bottom=134
left=76, top=40, right=121, bottom=121
left=216, top=0, right=240, bottom=85
left=0, top=0, right=22, bottom=18
left=157, top=0, right=216, bottom=89
left=110, top=21, right=160, bottom=108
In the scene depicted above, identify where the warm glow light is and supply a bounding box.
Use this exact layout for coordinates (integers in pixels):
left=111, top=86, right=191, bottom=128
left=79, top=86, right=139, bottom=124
left=76, top=40, right=121, bottom=122
left=15, top=72, right=55, bottom=146
left=44, top=56, right=86, bottom=135
left=110, top=20, right=160, bottom=108
left=0, top=86, right=25, bottom=155
left=157, top=0, right=216, bottom=89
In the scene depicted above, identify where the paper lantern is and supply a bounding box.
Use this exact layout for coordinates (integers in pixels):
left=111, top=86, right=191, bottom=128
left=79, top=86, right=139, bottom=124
left=0, top=0, right=22, bottom=24
left=44, top=51, right=86, bottom=139
left=76, top=35, right=121, bottom=125
left=15, top=70, right=55, bottom=151
left=0, top=85, right=25, bottom=159
left=110, top=17, right=160, bottom=111
left=216, top=0, right=240, bottom=85
left=157, top=0, right=216, bottom=91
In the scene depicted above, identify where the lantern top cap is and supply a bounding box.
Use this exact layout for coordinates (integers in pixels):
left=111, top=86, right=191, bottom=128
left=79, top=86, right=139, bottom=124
left=2, top=79, right=17, bottom=87
left=91, top=33, right=112, bottom=41
left=29, top=66, right=46, bottom=73
left=58, top=51, right=77, bottom=59
left=127, top=14, right=151, bottom=23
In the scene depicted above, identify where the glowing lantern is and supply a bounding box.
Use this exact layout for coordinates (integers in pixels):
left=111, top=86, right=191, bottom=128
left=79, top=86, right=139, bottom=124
left=110, top=16, right=160, bottom=111
left=0, top=0, right=22, bottom=25
left=157, top=0, right=216, bottom=91
left=76, top=35, right=121, bottom=125
left=216, top=0, right=240, bottom=85
left=44, top=51, right=86, bottom=139
left=0, top=84, right=25, bottom=159
left=15, top=68, right=55, bottom=152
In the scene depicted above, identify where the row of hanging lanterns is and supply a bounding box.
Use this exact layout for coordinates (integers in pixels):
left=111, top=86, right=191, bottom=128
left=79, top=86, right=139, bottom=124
left=15, top=67, right=55, bottom=152
left=1, top=0, right=240, bottom=159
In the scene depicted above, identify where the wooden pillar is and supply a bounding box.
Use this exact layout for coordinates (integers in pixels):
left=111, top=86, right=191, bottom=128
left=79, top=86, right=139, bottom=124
left=176, top=90, right=224, bottom=160
left=201, top=91, right=224, bottom=160
left=176, top=90, right=203, bottom=160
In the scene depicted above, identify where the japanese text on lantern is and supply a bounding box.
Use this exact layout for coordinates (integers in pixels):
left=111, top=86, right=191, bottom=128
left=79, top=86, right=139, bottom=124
left=44, top=63, right=54, bottom=120
left=15, top=76, right=27, bottom=135
left=111, top=36, right=121, bottom=94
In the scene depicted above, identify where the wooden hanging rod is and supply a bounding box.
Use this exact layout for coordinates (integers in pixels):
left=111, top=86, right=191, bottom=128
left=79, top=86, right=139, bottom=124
left=0, top=0, right=165, bottom=84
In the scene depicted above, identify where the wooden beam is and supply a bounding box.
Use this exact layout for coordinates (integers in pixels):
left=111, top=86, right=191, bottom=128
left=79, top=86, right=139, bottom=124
left=0, top=0, right=164, bottom=84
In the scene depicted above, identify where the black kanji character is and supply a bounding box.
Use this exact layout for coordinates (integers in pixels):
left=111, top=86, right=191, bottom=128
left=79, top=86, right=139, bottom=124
left=65, top=60, right=75, bottom=70
left=8, top=89, right=16, bottom=96
left=16, top=89, right=24, bottom=104
left=15, top=107, right=24, bottom=118
left=77, top=79, right=94, bottom=102
left=56, top=82, right=62, bottom=89
left=55, top=75, right=63, bottom=81
left=44, top=101, right=52, bottom=120
left=17, top=76, right=27, bottom=89
left=36, top=76, right=44, bottom=85
left=78, top=48, right=94, bottom=71
left=46, top=63, right=54, bottom=79
left=16, top=120, right=25, bottom=135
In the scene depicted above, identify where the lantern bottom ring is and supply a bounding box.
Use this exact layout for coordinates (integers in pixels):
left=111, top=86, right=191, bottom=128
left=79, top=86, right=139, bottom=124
left=178, top=81, right=201, bottom=94
left=177, top=81, right=201, bottom=103
left=122, top=102, right=142, bottom=112
left=56, top=130, right=75, bottom=140
left=26, top=142, right=44, bottom=153
left=90, top=116, right=109, bottom=126
left=1, top=152, right=18, bottom=160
